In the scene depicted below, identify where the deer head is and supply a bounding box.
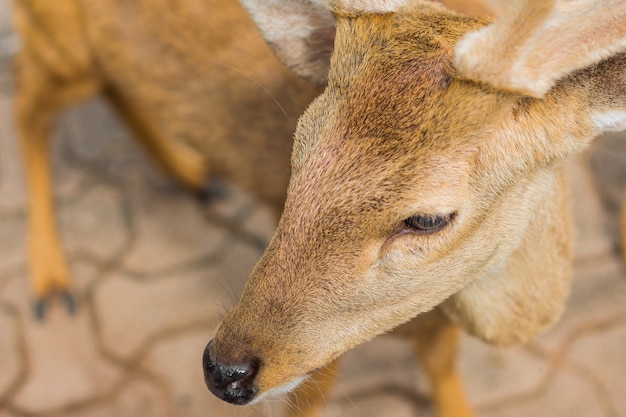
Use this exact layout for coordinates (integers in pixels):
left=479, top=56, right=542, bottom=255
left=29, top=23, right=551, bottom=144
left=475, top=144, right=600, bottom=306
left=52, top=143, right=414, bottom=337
left=204, top=0, right=626, bottom=405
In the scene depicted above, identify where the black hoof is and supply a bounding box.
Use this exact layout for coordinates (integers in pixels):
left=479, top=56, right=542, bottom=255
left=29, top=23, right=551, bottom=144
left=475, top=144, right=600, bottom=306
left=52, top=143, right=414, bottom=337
left=196, top=178, right=230, bottom=203
left=32, top=291, right=77, bottom=320
left=61, top=291, right=77, bottom=315
left=33, top=298, right=48, bottom=321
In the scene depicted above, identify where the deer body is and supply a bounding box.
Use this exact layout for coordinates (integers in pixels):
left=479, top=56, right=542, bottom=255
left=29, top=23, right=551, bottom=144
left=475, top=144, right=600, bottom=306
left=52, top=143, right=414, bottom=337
left=78, top=0, right=322, bottom=208
left=204, top=1, right=626, bottom=415
left=12, top=0, right=321, bottom=308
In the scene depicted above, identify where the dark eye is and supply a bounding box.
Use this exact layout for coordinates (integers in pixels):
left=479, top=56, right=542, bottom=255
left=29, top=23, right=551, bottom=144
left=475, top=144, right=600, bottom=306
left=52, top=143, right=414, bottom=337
left=403, top=213, right=455, bottom=235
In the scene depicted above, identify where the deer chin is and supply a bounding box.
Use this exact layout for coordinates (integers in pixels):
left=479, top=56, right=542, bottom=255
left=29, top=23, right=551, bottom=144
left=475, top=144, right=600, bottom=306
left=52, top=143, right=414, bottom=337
left=251, top=375, right=309, bottom=404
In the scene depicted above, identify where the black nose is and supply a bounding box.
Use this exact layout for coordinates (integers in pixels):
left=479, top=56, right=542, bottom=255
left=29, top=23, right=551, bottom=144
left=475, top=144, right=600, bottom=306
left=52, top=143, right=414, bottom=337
left=202, top=341, right=260, bottom=405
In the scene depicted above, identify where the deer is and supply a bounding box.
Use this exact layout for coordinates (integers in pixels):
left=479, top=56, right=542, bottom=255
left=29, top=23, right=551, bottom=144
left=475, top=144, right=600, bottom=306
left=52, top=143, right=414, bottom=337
left=9, top=0, right=495, bottom=315
left=202, top=0, right=626, bottom=416
left=10, top=0, right=324, bottom=317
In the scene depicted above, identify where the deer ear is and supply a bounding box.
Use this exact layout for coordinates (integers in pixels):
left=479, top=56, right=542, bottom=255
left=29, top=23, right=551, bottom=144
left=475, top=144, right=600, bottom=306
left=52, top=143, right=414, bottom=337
left=240, top=0, right=415, bottom=84
left=240, top=0, right=336, bottom=85
left=455, top=0, right=626, bottom=98
left=585, top=53, right=626, bottom=133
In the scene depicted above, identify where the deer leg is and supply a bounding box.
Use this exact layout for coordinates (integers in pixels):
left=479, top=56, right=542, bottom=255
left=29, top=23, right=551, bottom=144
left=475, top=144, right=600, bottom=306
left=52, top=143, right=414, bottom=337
left=284, top=359, right=339, bottom=417
left=620, top=193, right=626, bottom=265
left=413, top=309, right=474, bottom=417
left=103, top=87, right=208, bottom=191
left=14, top=51, right=101, bottom=318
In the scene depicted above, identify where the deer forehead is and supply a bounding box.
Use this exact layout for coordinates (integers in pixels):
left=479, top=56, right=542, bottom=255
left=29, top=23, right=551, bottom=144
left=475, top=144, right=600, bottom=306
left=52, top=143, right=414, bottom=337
left=294, top=8, right=502, bottom=157
left=290, top=24, right=501, bottom=217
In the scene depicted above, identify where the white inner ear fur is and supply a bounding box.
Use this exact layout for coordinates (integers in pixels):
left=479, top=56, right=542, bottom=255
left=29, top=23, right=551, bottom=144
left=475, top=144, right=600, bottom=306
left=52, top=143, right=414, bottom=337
left=324, top=0, right=414, bottom=13
left=455, top=0, right=626, bottom=98
left=241, top=0, right=334, bottom=46
left=592, top=111, right=626, bottom=132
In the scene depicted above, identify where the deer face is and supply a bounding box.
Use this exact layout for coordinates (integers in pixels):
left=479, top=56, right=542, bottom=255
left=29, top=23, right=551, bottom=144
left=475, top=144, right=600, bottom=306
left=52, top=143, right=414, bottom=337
left=204, top=0, right=626, bottom=405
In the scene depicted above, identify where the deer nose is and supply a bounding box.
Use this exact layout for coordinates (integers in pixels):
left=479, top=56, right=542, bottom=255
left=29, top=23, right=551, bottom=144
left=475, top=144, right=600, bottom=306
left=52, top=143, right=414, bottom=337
left=202, top=341, right=260, bottom=405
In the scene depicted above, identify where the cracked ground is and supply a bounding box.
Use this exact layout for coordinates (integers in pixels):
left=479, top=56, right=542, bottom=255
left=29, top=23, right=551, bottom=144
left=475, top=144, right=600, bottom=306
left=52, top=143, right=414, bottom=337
left=1, top=2, right=626, bottom=416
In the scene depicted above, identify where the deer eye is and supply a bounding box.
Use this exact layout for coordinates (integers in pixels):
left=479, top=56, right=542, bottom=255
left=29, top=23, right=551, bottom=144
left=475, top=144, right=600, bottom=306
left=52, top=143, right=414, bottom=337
left=402, top=213, right=455, bottom=235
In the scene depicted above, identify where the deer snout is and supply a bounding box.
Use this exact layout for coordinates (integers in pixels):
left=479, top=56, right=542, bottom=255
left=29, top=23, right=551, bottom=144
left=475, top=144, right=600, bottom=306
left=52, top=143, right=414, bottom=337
left=202, top=341, right=260, bottom=405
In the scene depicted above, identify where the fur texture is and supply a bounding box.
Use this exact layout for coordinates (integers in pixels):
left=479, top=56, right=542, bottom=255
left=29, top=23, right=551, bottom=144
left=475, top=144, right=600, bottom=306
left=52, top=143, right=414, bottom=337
left=240, top=0, right=336, bottom=84
left=207, top=1, right=626, bottom=416
left=11, top=0, right=322, bottom=307
left=454, top=0, right=626, bottom=97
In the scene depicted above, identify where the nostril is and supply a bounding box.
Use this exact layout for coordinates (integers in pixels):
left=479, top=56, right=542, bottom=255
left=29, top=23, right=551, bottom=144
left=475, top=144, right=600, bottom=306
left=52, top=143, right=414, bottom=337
left=202, top=340, right=260, bottom=405
left=210, top=360, right=257, bottom=387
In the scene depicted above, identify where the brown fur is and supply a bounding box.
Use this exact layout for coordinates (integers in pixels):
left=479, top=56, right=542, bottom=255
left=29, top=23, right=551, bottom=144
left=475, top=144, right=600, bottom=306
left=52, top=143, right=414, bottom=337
left=12, top=1, right=489, bottom=416
left=207, top=1, right=626, bottom=416
left=13, top=0, right=625, bottom=416
left=455, top=0, right=626, bottom=97
left=11, top=0, right=321, bottom=305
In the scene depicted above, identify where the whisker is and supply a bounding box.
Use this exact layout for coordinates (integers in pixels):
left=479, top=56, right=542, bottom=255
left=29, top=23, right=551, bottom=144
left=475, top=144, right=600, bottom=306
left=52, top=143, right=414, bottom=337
left=219, top=62, right=293, bottom=127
